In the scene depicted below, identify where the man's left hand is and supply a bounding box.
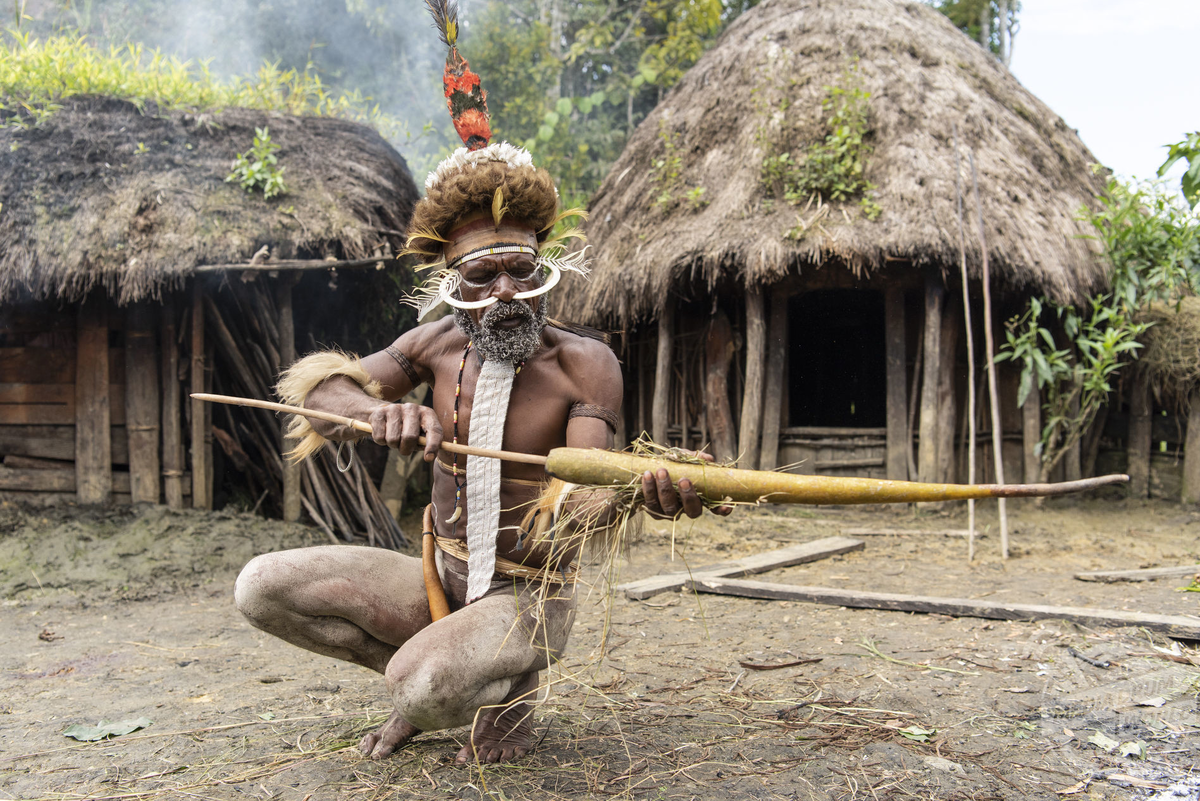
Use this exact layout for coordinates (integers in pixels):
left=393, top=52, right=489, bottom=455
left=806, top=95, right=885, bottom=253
left=641, top=452, right=734, bottom=519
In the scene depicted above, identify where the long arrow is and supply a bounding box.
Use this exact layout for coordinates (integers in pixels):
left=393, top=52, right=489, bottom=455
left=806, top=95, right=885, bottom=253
left=192, top=393, right=1128, bottom=505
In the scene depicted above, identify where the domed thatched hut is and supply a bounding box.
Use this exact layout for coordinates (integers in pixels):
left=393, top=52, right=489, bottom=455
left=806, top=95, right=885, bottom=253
left=0, top=96, right=418, bottom=544
left=564, top=0, right=1108, bottom=483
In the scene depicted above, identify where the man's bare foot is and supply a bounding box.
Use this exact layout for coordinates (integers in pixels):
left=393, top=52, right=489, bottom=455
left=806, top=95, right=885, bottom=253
left=359, top=710, right=420, bottom=760
left=455, top=699, right=535, bottom=764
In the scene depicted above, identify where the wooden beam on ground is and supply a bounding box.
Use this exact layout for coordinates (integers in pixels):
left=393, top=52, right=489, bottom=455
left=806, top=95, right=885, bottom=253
left=841, top=528, right=984, bottom=538
left=1075, top=565, right=1200, bottom=583
left=618, top=536, right=864, bottom=600
left=738, top=286, right=766, bottom=469
left=75, top=297, right=112, bottom=504
left=688, top=577, right=1200, bottom=639
left=652, top=301, right=674, bottom=446
left=760, top=288, right=788, bottom=470
left=124, top=302, right=161, bottom=503
left=884, top=286, right=907, bottom=480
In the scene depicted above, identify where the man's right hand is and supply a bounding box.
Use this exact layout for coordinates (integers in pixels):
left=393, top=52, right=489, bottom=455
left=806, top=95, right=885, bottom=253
left=367, top=403, right=442, bottom=462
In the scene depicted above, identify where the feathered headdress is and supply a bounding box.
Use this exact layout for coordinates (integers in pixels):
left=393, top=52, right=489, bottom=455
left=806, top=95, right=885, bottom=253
left=426, top=0, right=491, bottom=151
left=401, top=1, right=590, bottom=321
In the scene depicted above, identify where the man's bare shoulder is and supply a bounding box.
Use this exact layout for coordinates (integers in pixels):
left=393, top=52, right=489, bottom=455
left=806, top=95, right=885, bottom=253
left=394, top=316, right=466, bottom=366
left=545, top=326, right=621, bottom=404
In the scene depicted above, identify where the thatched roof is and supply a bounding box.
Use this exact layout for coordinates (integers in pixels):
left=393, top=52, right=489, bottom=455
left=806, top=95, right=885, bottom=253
left=564, top=0, right=1108, bottom=327
left=0, top=96, right=418, bottom=305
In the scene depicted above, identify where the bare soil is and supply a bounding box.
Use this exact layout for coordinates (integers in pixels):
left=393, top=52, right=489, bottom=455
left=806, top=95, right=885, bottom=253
left=1, top=497, right=1198, bottom=801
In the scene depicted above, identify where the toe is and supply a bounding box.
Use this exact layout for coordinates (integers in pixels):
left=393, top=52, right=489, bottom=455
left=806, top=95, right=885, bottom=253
left=358, top=733, right=378, bottom=757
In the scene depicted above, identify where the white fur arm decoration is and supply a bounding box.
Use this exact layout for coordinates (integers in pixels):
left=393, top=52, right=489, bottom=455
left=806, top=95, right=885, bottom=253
left=275, top=350, right=384, bottom=462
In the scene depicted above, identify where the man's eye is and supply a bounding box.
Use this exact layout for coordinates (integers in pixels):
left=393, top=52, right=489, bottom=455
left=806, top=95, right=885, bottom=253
left=509, top=263, right=538, bottom=281
left=462, top=269, right=495, bottom=285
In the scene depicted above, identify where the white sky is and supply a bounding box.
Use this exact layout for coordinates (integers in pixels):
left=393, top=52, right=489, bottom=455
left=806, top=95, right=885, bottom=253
left=1008, top=0, right=1200, bottom=185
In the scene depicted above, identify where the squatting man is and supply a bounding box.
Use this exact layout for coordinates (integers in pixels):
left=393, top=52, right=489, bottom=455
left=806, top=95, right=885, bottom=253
left=234, top=138, right=731, bottom=763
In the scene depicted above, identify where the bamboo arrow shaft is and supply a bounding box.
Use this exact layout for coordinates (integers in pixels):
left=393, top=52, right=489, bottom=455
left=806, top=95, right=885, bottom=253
left=193, top=393, right=1129, bottom=505
left=189, top=393, right=549, bottom=466
left=543, top=448, right=1129, bottom=505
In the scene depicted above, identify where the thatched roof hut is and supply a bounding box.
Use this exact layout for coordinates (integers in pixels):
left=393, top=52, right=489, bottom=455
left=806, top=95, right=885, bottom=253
left=0, top=96, right=418, bottom=545
left=565, top=0, right=1111, bottom=490
left=0, top=95, right=413, bottom=304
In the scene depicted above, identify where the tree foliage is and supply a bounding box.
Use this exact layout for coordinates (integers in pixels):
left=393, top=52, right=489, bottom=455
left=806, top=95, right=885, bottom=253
left=1160, top=131, right=1200, bottom=209
left=925, top=0, right=1019, bottom=64
left=996, top=176, right=1200, bottom=479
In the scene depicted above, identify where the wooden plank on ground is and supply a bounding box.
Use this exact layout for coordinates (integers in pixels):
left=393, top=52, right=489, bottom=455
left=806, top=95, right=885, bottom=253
left=618, top=536, right=865, bottom=600
left=1076, top=565, right=1200, bottom=583
left=842, top=528, right=982, bottom=538
left=687, top=577, right=1200, bottom=640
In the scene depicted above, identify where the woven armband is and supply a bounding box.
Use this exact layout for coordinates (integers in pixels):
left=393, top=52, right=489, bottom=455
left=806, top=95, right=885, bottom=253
left=568, top=402, right=619, bottom=434
left=275, top=350, right=384, bottom=462
left=384, top=345, right=423, bottom=388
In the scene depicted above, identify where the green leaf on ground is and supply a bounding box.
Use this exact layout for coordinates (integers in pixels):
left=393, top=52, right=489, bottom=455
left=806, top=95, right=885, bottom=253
left=63, top=717, right=153, bottom=741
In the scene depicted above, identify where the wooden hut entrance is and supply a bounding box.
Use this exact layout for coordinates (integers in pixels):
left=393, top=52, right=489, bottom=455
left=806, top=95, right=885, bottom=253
left=788, top=290, right=886, bottom=428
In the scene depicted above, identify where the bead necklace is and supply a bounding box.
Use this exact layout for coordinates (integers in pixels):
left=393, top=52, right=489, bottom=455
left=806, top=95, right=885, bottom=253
left=446, top=340, right=523, bottom=527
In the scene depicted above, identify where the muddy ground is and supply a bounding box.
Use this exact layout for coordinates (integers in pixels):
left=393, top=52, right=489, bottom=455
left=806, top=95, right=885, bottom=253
left=1, top=497, right=1198, bottom=801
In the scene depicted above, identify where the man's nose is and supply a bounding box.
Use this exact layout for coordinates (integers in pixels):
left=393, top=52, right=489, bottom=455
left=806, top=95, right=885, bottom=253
left=491, top=273, right=519, bottom=302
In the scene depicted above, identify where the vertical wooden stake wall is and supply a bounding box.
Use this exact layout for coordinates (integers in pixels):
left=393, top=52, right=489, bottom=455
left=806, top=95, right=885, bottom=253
left=1182, top=390, right=1200, bottom=504
left=760, top=288, right=789, bottom=471
left=191, top=284, right=213, bottom=509
left=161, top=296, right=184, bottom=509
left=884, top=286, right=907, bottom=480
left=917, top=275, right=944, bottom=483
left=704, top=311, right=737, bottom=464
left=276, top=277, right=301, bottom=522
left=1021, top=384, right=1041, bottom=484
left=1065, top=391, right=1082, bottom=481
left=936, top=305, right=960, bottom=483
left=124, top=302, right=161, bottom=503
left=75, top=296, right=112, bottom=504
left=1127, top=370, right=1152, bottom=499
left=652, top=301, right=674, bottom=445
left=738, top=286, right=766, bottom=469
left=971, top=153, right=1008, bottom=556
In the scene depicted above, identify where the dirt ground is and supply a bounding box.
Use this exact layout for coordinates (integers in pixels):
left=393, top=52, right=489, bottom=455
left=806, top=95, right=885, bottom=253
left=1, top=496, right=1198, bottom=801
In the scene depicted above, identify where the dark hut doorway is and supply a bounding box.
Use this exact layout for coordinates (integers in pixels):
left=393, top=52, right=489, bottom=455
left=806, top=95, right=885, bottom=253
left=787, top=290, right=886, bottom=428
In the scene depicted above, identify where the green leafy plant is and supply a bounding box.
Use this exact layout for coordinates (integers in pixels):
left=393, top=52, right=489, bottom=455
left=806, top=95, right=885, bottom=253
left=756, top=59, right=881, bottom=220
left=996, top=175, right=1200, bottom=480
left=1159, top=131, right=1200, bottom=209
left=226, top=127, right=287, bottom=199
left=649, top=116, right=706, bottom=212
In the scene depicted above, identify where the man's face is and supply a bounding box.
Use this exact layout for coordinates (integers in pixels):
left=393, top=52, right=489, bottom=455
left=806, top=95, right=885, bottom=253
left=452, top=252, right=547, bottom=363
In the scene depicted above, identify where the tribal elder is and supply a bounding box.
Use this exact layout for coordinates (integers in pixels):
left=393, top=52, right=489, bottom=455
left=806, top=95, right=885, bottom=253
left=233, top=56, right=730, bottom=762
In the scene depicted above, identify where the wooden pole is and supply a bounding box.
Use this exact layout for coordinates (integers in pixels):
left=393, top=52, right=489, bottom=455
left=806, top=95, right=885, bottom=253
left=906, top=338, right=922, bottom=481
left=161, top=295, right=185, bottom=509
left=125, top=302, right=161, bottom=503
left=1022, top=382, right=1041, bottom=484
left=739, top=286, right=767, bottom=469
left=760, top=288, right=789, bottom=470
left=936, top=303, right=960, bottom=484
left=884, top=286, right=907, bottom=480
left=652, top=301, right=674, bottom=445
left=1183, top=390, right=1200, bottom=505
left=275, top=276, right=301, bottom=522
left=917, top=274, right=944, bottom=483
left=705, top=311, right=737, bottom=464
left=191, top=284, right=212, bottom=510
left=971, top=152, right=1008, bottom=556
left=1065, top=389, right=1082, bottom=481
left=1127, top=369, right=1152, bottom=499
left=953, top=127, right=977, bottom=553
left=75, top=294, right=112, bottom=504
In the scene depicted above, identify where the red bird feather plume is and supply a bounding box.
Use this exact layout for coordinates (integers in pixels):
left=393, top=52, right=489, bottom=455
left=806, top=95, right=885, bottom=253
left=425, top=0, right=491, bottom=151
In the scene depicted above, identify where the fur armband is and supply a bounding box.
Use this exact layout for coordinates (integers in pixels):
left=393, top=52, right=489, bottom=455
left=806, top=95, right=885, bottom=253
left=275, top=350, right=384, bottom=462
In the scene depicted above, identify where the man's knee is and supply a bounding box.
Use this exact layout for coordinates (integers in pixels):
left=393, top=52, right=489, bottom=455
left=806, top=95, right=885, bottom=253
left=385, top=652, right=491, bottom=731
left=234, top=552, right=289, bottom=626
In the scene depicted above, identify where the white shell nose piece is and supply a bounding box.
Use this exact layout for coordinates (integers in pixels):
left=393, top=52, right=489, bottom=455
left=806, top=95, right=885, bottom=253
left=513, top=262, right=561, bottom=300
left=439, top=262, right=561, bottom=309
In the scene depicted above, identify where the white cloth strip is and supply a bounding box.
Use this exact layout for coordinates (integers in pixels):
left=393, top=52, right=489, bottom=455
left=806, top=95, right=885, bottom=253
left=464, top=358, right=516, bottom=603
